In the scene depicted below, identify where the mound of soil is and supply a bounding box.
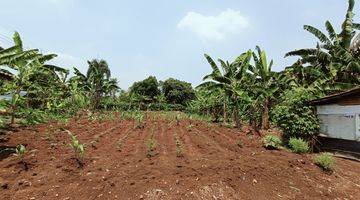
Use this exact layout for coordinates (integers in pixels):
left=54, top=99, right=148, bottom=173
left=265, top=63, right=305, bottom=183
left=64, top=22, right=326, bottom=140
left=1, top=112, right=359, bottom=200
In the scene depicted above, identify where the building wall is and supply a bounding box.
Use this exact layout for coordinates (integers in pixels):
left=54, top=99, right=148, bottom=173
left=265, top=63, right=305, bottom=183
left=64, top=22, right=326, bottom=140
left=316, top=105, right=360, bottom=141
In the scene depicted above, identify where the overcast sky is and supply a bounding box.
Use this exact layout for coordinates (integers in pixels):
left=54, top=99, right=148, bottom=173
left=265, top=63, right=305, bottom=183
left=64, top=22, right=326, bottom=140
left=0, top=0, right=359, bottom=89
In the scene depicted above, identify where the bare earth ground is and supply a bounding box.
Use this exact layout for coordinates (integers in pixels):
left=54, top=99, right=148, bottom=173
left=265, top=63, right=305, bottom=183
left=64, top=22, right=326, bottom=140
left=1, top=112, right=360, bottom=200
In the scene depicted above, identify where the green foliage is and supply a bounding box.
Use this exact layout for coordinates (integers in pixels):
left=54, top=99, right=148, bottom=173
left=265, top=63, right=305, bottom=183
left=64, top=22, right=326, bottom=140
left=129, top=76, right=160, bottom=103
left=146, top=130, right=157, bottom=158
left=314, top=153, right=335, bottom=171
left=288, top=137, right=309, bottom=153
left=67, top=131, right=85, bottom=165
left=271, top=87, right=320, bottom=140
left=285, top=0, right=360, bottom=90
left=262, top=135, right=282, bottom=150
left=162, top=78, right=195, bottom=105
left=15, top=144, right=26, bottom=161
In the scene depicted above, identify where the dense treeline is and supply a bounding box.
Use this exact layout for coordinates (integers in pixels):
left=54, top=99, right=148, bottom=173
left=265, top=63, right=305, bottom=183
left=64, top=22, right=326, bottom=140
left=1, top=0, right=359, bottom=144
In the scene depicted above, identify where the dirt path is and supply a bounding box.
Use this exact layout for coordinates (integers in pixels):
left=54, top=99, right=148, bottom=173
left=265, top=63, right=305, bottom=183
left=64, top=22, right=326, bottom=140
left=1, top=112, right=360, bottom=200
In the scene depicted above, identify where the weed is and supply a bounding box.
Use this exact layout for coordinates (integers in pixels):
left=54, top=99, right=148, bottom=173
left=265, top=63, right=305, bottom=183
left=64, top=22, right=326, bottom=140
left=15, top=144, right=26, bottom=161
left=314, top=153, right=335, bottom=172
left=146, top=126, right=157, bottom=158
left=262, top=135, right=282, bottom=150
left=15, top=144, right=28, bottom=170
left=236, top=139, right=243, bottom=148
left=288, top=137, right=309, bottom=154
left=173, top=133, right=183, bottom=157
left=186, top=124, right=194, bottom=131
left=146, top=138, right=156, bottom=158
left=134, top=112, right=144, bottom=129
left=175, top=114, right=181, bottom=126
left=67, top=130, right=85, bottom=166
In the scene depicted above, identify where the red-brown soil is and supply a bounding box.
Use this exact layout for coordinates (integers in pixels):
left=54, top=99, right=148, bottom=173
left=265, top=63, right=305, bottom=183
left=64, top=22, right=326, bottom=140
left=1, top=112, right=360, bottom=200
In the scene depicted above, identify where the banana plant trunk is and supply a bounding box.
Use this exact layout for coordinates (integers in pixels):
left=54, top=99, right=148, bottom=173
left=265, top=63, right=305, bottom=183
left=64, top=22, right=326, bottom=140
left=232, top=100, right=241, bottom=128
left=10, top=87, right=21, bottom=124
left=261, top=99, right=270, bottom=130
left=223, top=101, right=227, bottom=123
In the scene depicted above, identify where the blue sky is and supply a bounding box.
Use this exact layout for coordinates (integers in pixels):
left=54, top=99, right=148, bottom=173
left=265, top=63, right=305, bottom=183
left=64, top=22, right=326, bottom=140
left=0, top=0, right=359, bottom=89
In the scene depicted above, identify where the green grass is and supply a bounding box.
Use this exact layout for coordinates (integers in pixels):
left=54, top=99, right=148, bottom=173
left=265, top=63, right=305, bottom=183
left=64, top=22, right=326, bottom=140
left=314, top=153, right=335, bottom=171
left=288, top=137, right=309, bottom=154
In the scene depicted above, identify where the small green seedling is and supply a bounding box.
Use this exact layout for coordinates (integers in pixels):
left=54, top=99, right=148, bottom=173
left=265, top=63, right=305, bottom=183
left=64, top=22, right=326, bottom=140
left=174, top=134, right=183, bottom=157
left=236, top=140, right=244, bottom=148
left=15, top=144, right=26, bottom=161
left=15, top=144, right=28, bottom=170
left=134, top=113, right=144, bottom=129
left=67, top=131, right=85, bottom=166
left=186, top=124, right=194, bottom=131
left=175, top=114, right=181, bottom=126
left=146, top=138, right=156, bottom=158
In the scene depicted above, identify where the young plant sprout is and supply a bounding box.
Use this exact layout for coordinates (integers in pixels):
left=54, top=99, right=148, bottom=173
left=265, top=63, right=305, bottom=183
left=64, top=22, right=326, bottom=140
left=15, top=144, right=26, bottom=161
left=134, top=112, right=144, bottom=129
left=15, top=144, right=28, bottom=170
left=67, top=130, right=85, bottom=166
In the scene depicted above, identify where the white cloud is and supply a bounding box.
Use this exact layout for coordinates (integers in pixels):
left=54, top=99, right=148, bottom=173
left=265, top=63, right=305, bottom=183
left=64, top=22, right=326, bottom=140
left=48, top=53, right=86, bottom=74
left=177, top=9, right=249, bottom=41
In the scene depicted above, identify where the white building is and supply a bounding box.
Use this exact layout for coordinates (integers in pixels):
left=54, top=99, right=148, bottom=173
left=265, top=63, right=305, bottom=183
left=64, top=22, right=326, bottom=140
left=310, top=87, right=360, bottom=141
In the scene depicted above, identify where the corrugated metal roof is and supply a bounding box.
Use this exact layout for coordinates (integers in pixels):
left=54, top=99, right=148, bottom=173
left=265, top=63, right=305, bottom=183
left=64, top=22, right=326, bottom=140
left=309, top=86, right=360, bottom=105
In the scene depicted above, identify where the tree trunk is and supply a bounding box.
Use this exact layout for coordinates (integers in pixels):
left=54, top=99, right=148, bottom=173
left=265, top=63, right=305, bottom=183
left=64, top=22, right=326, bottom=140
left=223, top=101, right=227, bottom=123
left=261, top=99, right=269, bottom=130
left=10, top=88, right=21, bottom=124
left=233, top=107, right=241, bottom=128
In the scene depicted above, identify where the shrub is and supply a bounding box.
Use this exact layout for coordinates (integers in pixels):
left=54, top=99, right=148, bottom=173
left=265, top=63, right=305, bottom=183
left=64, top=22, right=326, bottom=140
left=262, top=135, right=282, bottom=150
left=314, top=153, right=335, bottom=171
left=288, top=137, right=309, bottom=153
left=271, top=87, right=320, bottom=140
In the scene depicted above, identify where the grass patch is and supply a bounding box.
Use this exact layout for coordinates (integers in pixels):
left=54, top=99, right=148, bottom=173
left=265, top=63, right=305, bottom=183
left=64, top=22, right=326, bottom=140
left=288, top=137, right=309, bottom=154
left=314, top=153, right=335, bottom=172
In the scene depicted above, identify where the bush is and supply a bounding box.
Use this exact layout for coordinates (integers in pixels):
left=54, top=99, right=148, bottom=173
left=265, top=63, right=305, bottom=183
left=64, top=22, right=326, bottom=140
left=271, top=87, right=320, bottom=141
left=288, top=137, right=309, bottom=153
left=314, top=153, right=335, bottom=171
left=263, top=135, right=282, bottom=150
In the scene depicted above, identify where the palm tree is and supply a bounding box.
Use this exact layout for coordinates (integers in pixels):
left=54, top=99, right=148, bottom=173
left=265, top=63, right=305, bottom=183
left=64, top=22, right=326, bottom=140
left=86, top=59, right=111, bottom=109
left=199, top=51, right=253, bottom=128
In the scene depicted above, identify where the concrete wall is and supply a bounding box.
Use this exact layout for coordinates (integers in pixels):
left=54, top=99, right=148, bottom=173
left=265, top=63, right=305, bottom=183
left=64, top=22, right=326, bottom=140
left=316, top=105, right=360, bottom=141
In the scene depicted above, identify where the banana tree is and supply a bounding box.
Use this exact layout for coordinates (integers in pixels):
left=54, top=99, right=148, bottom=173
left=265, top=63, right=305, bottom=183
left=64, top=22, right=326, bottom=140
left=251, top=46, right=279, bottom=130
left=0, top=32, right=66, bottom=124
left=87, top=59, right=111, bottom=109
left=199, top=50, right=253, bottom=128
left=285, top=0, right=360, bottom=91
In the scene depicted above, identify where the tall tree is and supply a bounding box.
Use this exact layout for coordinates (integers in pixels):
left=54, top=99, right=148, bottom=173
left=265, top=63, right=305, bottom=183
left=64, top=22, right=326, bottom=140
left=86, top=59, right=111, bottom=109
left=199, top=51, right=253, bottom=128
left=251, top=46, right=279, bottom=130
left=285, top=0, right=360, bottom=91
left=0, top=32, right=66, bottom=124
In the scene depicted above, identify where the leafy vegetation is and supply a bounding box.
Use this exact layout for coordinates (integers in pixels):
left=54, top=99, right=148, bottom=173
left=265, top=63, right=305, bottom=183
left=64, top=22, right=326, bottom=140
left=0, top=0, right=359, bottom=168
left=288, top=138, right=309, bottom=154
left=67, top=131, right=85, bottom=166
left=314, top=153, right=336, bottom=171
left=262, top=135, right=282, bottom=150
